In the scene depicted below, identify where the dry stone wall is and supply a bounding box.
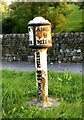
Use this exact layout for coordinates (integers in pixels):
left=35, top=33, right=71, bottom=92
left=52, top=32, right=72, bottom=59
left=1, top=32, right=84, bottom=63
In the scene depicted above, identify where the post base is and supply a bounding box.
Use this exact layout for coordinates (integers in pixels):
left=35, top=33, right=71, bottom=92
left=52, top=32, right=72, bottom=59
left=28, top=97, right=60, bottom=108
left=43, top=99, right=52, bottom=108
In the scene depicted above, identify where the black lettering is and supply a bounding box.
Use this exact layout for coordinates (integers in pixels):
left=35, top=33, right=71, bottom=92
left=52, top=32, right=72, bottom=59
left=36, top=52, right=40, bottom=68
left=37, top=74, right=41, bottom=77
left=37, top=70, right=41, bottom=74
left=29, top=41, right=32, bottom=44
left=38, top=83, right=41, bottom=92
left=37, top=39, right=47, bottom=45
left=37, top=77, right=41, bottom=80
left=37, top=70, right=42, bottom=81
left=38, top=83, right=41, bottom=88
left=37, top=64, right=40, bottom=68
left=36, top=60, right=40, bottom=63
left=28, top=28, right=30, bottom=31
left=36, top=52, right=40, bottom=56
left=44, top=40, right=47, bottom=44
left=36, top=57, right=40, bottom=60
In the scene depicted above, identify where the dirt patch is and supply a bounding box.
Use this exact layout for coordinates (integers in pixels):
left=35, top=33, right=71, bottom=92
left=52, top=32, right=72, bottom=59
left=27, top=97, right=60, bottom=108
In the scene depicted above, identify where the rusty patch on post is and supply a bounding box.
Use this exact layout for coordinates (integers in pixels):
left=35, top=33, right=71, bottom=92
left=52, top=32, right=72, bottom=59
left=41, top=70, right=46, bottom=92
left=41, top=76, right=48, bottom=102
left=41, top=70, right=48, bottom=104
left=42, top=70, right=46, bottom=77
left=41, top=77, right=46, bottom=92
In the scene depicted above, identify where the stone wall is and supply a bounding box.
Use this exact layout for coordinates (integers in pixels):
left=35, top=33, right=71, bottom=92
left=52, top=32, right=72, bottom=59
left=1, top=32, right=83, bottom=63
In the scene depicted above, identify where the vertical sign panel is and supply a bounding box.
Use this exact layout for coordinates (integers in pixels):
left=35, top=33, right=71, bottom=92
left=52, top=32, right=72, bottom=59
left=35, top=49, right=48, bottom=106
left=35, top=25, right=52, bottom=46
left=35, top=50, right=42, bottom=102
left=28, top=27, right=34, bottom=45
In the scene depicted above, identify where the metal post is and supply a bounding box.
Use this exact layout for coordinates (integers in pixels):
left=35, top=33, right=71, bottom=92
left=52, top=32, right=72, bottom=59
left=35, top=48, right=51, bottom=107
left=28, top=17, right=52, bottom=107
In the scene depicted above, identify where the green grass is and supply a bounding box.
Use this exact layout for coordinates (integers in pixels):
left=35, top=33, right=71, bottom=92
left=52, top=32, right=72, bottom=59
left=62, top=4, right=83, bottom=32
left=1, top=69, right=83, bottom=118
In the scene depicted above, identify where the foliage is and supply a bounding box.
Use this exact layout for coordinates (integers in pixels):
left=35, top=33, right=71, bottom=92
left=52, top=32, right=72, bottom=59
left=1, top=2, right=83, bottom=33
left=2, top=69, right=83, bottom=118
left=49, top=2, right=73, bottom=32
left=61, top=3, right=83, bottom=32
left=2, top=2, right=73, bottom=33
left=2, top=17, right=16, bottom=34
left=75, top=1, right=84, bottom=9
left=0, top=2, right=9, bottom=20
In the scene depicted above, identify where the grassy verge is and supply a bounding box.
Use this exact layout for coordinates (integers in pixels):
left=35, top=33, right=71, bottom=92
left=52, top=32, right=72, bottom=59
left=1, top=69, right=83, bottom=118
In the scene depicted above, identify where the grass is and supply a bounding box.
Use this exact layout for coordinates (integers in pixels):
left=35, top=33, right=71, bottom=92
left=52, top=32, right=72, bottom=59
left=1, top=69, right=83, bottom=118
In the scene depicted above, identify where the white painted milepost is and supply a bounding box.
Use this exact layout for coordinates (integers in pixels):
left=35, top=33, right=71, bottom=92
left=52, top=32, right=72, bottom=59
left=28, top=17, right=52, bottom=107
left=35, top=48, right=52, bottom=107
